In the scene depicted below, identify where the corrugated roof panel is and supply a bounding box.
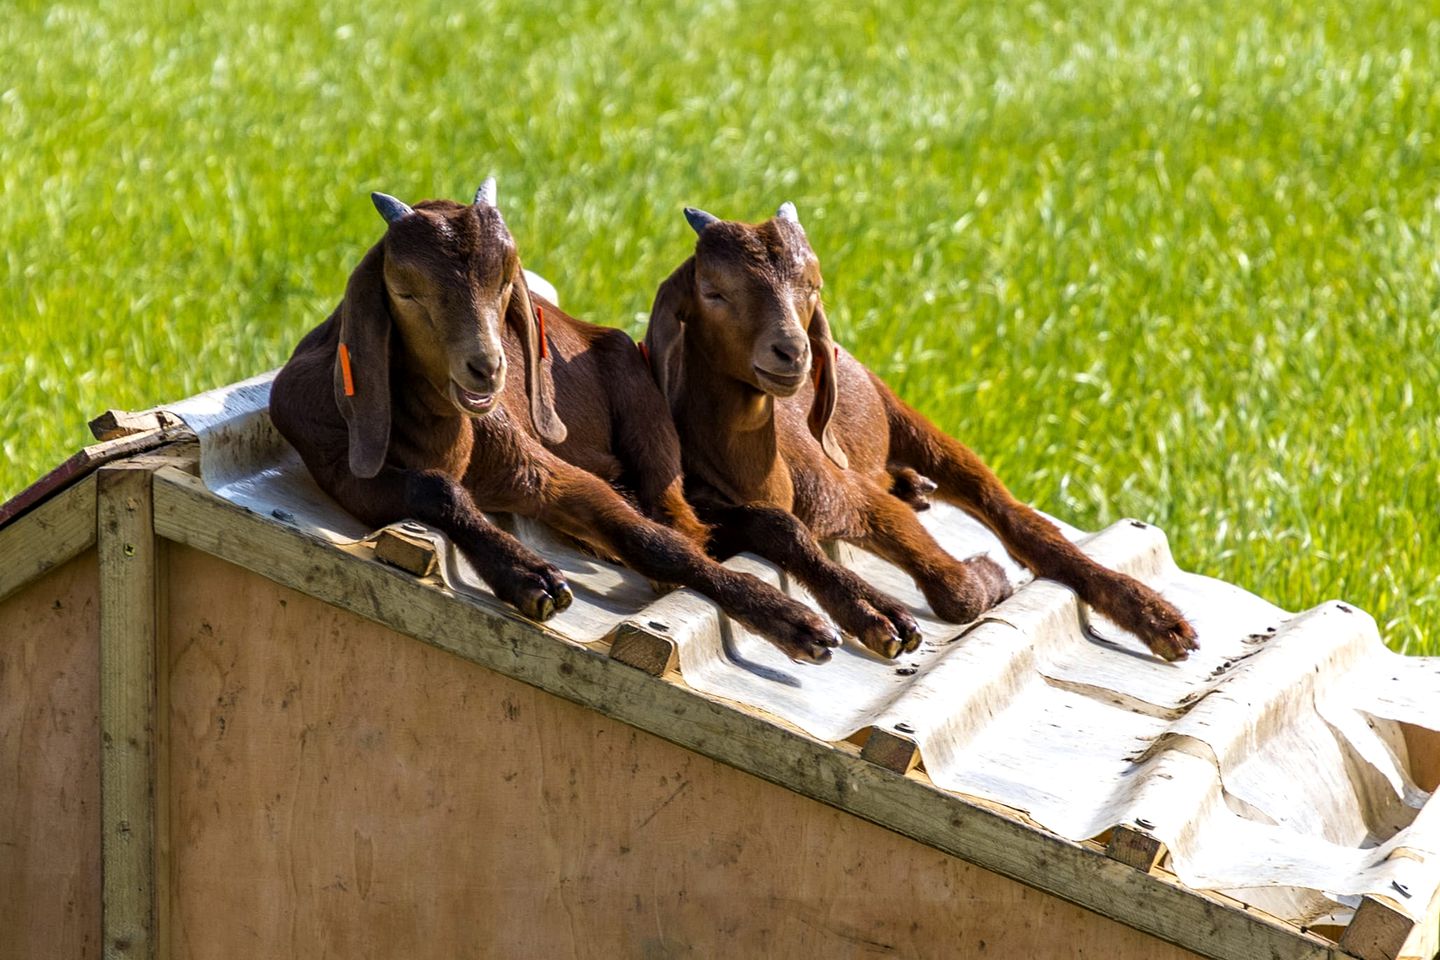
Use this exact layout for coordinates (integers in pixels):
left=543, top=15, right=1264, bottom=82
left=162, top=371, right=1440, bottom=929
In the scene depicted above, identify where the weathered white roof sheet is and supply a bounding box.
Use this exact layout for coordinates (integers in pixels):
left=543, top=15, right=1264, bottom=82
left=163, top=368, right=1440, bottom=929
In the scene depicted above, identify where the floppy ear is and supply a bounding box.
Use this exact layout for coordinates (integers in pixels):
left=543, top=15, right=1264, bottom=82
left=643, top=258, right=696, bottom=404
left=807, top=301, right=849, bottom=469
left=333, top=242, right=393, bottom=479
left=506, top=265, right=568, bottom=444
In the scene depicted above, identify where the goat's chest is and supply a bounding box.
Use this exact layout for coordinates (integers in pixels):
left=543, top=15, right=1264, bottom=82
left=462, top=408, right=547, bottom=511
left=387, top=417, right=473, bottom=480
left=789, top=462, right=869, bottom=540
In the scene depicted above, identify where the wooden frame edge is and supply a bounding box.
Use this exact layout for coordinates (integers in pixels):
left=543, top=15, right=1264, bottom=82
left=149, top=465, right=1344, bottom=960
left=0, top=473, right=98, bottom=603
left=98, top=463, right=161, bottom=960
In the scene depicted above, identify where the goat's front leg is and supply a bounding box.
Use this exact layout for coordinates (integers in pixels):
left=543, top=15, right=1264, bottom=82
left=529, top=458, right=842, bottom=663
left=885, top=397, right=1197, bottom=660
left=707, top=503, right=922, bottom=658
left=851, top=478, right=1015, bottom=626
left=334, top=467, right=573, bottom=621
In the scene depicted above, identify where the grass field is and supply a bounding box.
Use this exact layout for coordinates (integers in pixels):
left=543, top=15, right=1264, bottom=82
left=3, top=0, right=1437, bottom=652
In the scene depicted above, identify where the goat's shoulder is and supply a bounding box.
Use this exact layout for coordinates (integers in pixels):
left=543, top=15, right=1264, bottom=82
left=270, top=315, right=344, bottom=446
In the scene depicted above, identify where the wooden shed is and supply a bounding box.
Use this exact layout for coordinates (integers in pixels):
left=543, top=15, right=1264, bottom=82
left=3, top=381, right=1439, bottom=960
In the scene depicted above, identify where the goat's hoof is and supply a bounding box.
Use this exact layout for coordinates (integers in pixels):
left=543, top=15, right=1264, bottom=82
left=1097, top=580, right=1199, bottom=662
left=552, top=582, right=574, bottom=613
left=1145, top=617, right=1199, bottom=662
left=782, top=622, right=841, bottom=664
left=899, top=620, right=924, bottom=654
left=513, top=582, right=569, bottom=623
left=869, top=598, right=924, bottom=654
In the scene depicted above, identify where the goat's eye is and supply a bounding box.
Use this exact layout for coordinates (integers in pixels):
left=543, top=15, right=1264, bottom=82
left=395, top=291, right=417, bottom=301
left=701, top=288, right=727, bottom=303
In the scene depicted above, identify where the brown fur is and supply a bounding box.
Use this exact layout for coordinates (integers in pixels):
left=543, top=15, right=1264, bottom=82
left=644, top=207, right=1198, bottom=662
left=271, top=192, right=841, bottom=662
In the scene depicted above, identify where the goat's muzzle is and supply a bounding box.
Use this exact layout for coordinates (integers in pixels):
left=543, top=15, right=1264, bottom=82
left=752, top=341, right=811, bottom=397
left=447, top=348, right=506, bottom=418
left=449, top=380, right=498, bottom=416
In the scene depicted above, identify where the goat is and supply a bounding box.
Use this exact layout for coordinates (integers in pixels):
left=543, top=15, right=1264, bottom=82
left=642, top=203, right=1199, bottom=662
left=270, top=182, right=842, bottom=662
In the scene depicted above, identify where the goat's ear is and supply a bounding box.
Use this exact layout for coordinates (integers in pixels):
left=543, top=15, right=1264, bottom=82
left=643, top=257, right=696, bottom=403
left=807, top=301, right=849, bottom=469
left=506, top=266, right=568, bottom=445
left=333, top=242, right=393, bottom=478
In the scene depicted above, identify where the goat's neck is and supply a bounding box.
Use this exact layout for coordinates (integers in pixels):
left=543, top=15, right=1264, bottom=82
left=677, top=352, right=791, bottom=506
left=386, top=347, right=473, bottom=475
left=393, top=347, right=456, bottom=419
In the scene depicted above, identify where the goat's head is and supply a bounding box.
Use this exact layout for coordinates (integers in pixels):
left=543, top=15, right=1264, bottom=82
left=333, top=178, right=565, bottom=478
left=644, top=202, right=847, bottom=468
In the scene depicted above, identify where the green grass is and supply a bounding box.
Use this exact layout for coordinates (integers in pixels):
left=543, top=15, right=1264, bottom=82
left=3, top=0, right=1437, bottom=652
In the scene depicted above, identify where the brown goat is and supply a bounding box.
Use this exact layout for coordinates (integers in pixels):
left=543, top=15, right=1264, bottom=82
left=642, top=203, right=1199, bottom=662
left=270, top=183, right=842, bottom=662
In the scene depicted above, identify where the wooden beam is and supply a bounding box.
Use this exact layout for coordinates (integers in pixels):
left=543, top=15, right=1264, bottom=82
left=0, top=428, right=183, bottom=527
left=148, top=467, right=1344, bottom=960
left=1106, top=826, right=1168, bottom=872
left=607, top=621, right=679, bottom=676
left=89, top=410, right=178, bottom=442
left=98, top=464, right=160, bottom=960
left=0, top=473, right=97, bottom=603
left=372, top=527, right=439, bottom=578
left=1341, top=895, right=1415, bottom=960
left=859, top=727, right=921, bottom=774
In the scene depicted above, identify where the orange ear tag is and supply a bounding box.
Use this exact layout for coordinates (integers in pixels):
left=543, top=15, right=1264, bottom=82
left=638, top=340, right=651, bottom=370
left=535, top=304, right=548, bottom=360
left=338, top=343, right=356, bottom=397
left=813, top=345, right=839, bottom=389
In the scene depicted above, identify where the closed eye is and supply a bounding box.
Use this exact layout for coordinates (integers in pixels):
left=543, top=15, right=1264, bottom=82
left=701, top=289, right=727, bottom=303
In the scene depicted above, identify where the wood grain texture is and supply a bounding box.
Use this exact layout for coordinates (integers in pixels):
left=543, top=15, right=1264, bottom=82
left=608, top=621, right=679, bottom=676
left=0, top=473, right=97, bottom=603
left=371, top=528, right=438, bottom=577
left=163, top=545, right=1209, bottom=960
left=0, top=430, right=172, bottom=528
left=0, top=552, right=102, bottom=960
left=859, top=728, right=921, bottom=775
left=1106, top=827, right=1168, bottom=873
left=1342, top=895, right=1416, bottom=960
left=150, top=467, right=1342, bottom=960
left=98, top=465, right=158, bottom=960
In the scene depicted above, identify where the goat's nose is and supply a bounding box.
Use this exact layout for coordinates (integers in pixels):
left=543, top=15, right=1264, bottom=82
left=772, top=342, right=806, bottom=367
left=466, top=354, right=503, bottom=385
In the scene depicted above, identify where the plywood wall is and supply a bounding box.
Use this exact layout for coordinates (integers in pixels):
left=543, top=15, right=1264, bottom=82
left=0, top=553, right=101, bottom=960
left=163, top=546, right=1202, bottom=960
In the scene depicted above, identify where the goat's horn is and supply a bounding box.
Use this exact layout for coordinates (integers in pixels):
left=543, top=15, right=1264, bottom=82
left=776, top=201, right=800, bottom=225
left=475, top=177, right=497, bottom=207
left=372, top=192, right=414, bottom=224
left=684, top=207, right=719, bottom=234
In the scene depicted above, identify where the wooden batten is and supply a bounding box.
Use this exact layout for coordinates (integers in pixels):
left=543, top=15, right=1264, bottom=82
left=607, top=620, right=679, bottom=676
left=1340, top=894, right=1416, bottom=960
left=371, top=527, right=439, bottom=578
left=0, top=426, right=186, bottom=528
left=1106, top=825, right=1169, bottom=873
left=859, top=726, right=922, bottom=774
left=0, top=472, right=97, bottom=603
left=88, top=409, right=181, bottom=442
left=97, top=464, right=160, bottom=960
